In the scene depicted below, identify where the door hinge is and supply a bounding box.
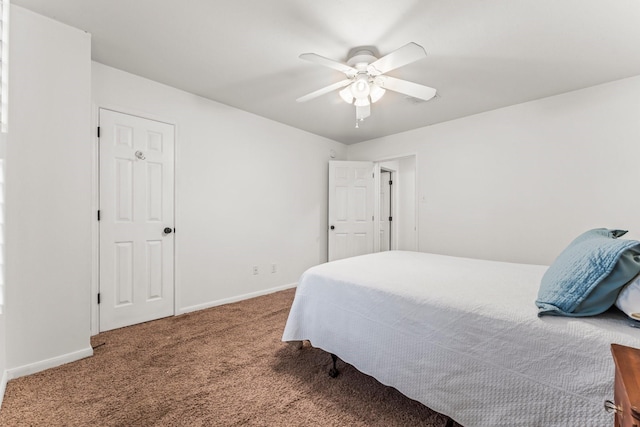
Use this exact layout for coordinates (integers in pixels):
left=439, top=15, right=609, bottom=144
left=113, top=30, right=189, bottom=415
left=389, top=180, right=393, bottom=185
left=97, top=126, right=100, bottom=138
left=97, top=210, right=101, bottom=221
left=389, top=216, right=393, bottom=221
left=97, top=293, right=101, bottom=304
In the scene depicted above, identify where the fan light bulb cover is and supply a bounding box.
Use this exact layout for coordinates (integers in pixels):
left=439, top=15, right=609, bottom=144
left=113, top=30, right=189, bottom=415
left=339, top=86, right=354, bottom=104
left=369, top=84, right=386, bottom=103
left=350, top=75, right=370, bottom=99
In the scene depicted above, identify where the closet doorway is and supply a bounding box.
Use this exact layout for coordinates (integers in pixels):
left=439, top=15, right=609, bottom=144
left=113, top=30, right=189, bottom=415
left=379, top=169, right=393, bottom=252
left=375, top=155, right=417, bottom=253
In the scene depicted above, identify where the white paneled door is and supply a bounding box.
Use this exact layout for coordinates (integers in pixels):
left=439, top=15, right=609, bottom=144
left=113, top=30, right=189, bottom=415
left=328, top=161, right=375, bottom=261
left=99, top=109, right=175, bottom=332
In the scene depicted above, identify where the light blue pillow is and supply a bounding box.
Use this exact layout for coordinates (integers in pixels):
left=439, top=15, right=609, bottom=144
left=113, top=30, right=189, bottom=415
left=536, top=228, right=640, bottom=317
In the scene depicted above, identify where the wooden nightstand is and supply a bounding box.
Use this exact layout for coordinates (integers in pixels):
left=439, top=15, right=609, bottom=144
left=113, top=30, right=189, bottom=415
left=609, top=344, right=640, bottom=427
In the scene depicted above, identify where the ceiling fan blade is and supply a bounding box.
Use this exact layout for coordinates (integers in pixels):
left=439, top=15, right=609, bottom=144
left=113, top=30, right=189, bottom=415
left=367, top=42, right=427, bottom=76
left=296, top=79, right=352, bottom=103
left=299, top=53, right=357, bottom=77
left=374, top=75, right=437, bottom=101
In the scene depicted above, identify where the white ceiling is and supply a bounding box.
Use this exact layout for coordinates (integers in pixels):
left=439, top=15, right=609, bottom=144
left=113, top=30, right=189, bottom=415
left=13, top=0, right=640, bottom=144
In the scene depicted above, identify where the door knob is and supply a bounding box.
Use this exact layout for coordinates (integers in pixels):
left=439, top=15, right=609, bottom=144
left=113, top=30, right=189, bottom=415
left=164, top=227, right=173, bottom=234
left=330, top=225, right=335, bottom=230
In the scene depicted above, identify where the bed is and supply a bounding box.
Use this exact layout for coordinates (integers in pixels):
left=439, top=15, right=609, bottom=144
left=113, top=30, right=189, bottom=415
left=282, top=250, right=640, bottom=427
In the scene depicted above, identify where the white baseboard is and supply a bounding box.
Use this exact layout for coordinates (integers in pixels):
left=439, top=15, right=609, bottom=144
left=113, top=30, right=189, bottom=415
left=0, top=369, right=7, bottom=409
left=5, top=346, right=94, bottom=382
left=178, top=282, right=297, bottom=315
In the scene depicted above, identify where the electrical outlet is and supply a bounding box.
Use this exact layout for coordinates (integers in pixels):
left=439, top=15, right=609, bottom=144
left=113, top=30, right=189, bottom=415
left=252, top=265, right=259, bottom=275
left=271, top=264, right=277, bottom=274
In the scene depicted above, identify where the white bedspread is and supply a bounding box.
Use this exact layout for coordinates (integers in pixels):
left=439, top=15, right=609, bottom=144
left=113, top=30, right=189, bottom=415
left=282, top=251, right=640, bottom=427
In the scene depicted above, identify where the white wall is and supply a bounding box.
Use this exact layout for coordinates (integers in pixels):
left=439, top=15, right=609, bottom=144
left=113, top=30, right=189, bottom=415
left=349, top=75, right=640, bottom=266
left=396, top=156, right=416, bottom=251
left=92, top=62, right=347, bottom=314
left=0, top=137, right=5, bottom=404
left=4, top=6, right=93, bottom=375
left=0, top=313, right=5, bottom=406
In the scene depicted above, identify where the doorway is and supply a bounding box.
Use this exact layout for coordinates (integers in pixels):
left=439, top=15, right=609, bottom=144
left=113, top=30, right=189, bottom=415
left=327, top=155, right=417, bottom=261
left=376, top=155, right=417, bottom=252
left=379, top=169, right=392, bottom=252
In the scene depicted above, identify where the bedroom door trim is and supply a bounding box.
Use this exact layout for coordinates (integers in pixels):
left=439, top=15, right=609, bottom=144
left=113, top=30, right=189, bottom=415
left=90, top=105, right=179, bottom=336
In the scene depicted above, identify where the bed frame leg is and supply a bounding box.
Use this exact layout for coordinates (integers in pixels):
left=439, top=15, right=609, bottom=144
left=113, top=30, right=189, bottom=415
left=287, top=340, right=303, bottom=350
left=444, top=417, right=454, bottom=427
left=328, top=353, right=339, bottom=378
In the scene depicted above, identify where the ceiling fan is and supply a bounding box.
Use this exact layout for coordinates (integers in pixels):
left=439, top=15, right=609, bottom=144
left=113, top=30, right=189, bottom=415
left=296, top=42, right=437, bottom=127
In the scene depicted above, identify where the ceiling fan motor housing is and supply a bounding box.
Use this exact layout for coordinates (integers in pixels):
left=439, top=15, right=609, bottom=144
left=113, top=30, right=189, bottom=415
left=346, top=47, right=379, bottom=72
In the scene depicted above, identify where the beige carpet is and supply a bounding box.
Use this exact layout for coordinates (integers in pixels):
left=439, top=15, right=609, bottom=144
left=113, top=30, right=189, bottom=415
left=0, top=289, right=460, bottom=426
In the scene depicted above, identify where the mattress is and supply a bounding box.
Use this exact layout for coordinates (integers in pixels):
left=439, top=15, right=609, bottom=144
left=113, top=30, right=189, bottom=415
left=282, top=251, right=640, bottom=427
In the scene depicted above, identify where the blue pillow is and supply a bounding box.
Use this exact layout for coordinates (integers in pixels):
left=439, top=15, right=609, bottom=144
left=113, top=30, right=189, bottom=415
left=536, top=228, right=640, bottom=317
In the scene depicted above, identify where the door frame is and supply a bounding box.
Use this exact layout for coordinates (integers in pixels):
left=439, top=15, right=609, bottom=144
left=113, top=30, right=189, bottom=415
left=90, top=104, right=179, bottom=336
left=377, top=168, right=394, bottom=252
left=372, top=153, right=418, bottom=253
